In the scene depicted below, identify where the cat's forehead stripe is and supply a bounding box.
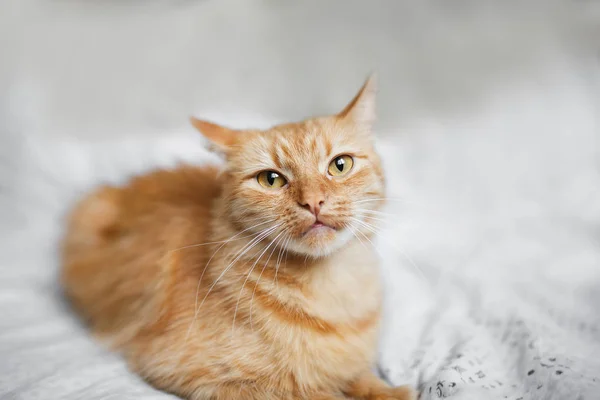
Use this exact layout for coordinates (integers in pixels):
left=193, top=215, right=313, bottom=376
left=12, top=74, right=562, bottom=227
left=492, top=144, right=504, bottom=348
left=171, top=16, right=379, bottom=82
left=241, top=125, right=360, bottom=174
left=278, top=138, right=294, bottom=158
left=271, top=142, right=284, bottom=169
left=324, top=138, right=332, bottom=156
left=272, top=137, right=295, bottom=170
left=308, top=137, right=316, bottom=153
left=285, top=132, right=332, bottom=160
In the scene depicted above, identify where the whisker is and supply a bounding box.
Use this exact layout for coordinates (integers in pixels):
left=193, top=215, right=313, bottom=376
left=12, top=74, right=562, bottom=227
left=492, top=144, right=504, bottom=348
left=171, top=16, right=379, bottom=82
left=233, top=229, right=286, bottom=334
left=249, top=229, right=289, bottom=330
left=352, top=198, right=412, bottom=205
left=233, top=215, right=274, bottom=224
left=273, top=233, right=291, bottom=291
left=168, top=218, right=276, bottom=254
left=216, top=224, right=280, bottom=292
left=182, top=223, right=281, bottom=348
left=182, top=219, right=277, bottom=343
left=344, top=222, right=369, bottom=251
left=352, top=198, right=390, bottom=203
left=348, top=221, right=377, bottom=250
left=351, top=217, right=382, bottom=233
left=280, top=234, right=292, bottom=286
left=174, top=225, right=275, bottom=365
left=354, top=208, right=398, bottom=217
left=350, top=217, right=428, bottom=282
left=359, top=214, right=390, bottom=224
left=348, top=220, right=418, bottom=284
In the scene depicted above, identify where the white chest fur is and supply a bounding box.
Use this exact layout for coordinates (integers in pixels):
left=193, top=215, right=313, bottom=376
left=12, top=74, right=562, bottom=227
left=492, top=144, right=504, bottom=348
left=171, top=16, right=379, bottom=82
left=267, top=241, right=383, bottom=389
left=304, top=240, right=382, bottom=323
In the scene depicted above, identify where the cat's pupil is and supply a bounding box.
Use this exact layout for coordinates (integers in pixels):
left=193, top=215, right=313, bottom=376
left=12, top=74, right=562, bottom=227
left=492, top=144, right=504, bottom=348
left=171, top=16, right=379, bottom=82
left=335, top=158, right=345, bottom=172
left=267, top=172, right=278, bottom=185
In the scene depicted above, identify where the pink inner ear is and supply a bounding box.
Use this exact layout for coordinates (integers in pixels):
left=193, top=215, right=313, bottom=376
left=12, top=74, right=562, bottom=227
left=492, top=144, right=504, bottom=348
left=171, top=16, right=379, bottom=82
left=190, top=117, right=238, bottom=148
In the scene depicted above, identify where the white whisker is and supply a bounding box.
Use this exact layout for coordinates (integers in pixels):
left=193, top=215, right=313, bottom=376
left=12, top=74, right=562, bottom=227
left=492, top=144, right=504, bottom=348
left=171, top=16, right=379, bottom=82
left=168, top=218, right=275, bottom=254
left=249, top=229, right=289, bottom=330
left=233, top=228, right=286, bottom=334
left=273, top=233, right=291, bottom=291
left=280, top=234, right=292, bottom=287
left=348, top=221, right=376, bottom=249
left=350, top=217, right=428, bottom=282
left=359, top=214, right=389, bottom=224
left=344, top=222, right=369, bottom=251
left=181, top=219, right=277, bottom=348
left=354, top=208, right=397, bottom=217
left=352, top=197, right=412, bottom=205
left=182, top=223, right=281, bottom=351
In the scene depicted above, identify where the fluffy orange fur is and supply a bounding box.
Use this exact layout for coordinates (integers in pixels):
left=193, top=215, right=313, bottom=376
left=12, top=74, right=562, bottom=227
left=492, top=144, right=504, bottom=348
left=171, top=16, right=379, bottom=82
left=61, top=77, right=416, bottom=399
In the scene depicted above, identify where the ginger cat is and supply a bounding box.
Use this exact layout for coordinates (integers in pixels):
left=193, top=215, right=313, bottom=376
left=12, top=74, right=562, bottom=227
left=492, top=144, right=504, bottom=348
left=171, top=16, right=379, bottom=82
left=61, top=77, right=416, bottom=400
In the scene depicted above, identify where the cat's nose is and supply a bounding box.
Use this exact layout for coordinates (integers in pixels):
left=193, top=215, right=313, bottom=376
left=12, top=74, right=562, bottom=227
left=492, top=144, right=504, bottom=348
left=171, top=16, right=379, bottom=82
left=298, top=195, right=325, bottom=217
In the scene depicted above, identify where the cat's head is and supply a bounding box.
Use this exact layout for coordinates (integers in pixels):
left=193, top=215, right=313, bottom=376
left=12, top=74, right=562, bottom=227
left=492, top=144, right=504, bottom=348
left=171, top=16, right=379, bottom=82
left=191, top=77, right=385, bottom=258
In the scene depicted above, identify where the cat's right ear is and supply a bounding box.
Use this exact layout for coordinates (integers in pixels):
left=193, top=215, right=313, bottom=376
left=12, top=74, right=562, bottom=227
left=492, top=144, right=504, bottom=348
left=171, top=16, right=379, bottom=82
left=190, top=117, right=238, bottom=151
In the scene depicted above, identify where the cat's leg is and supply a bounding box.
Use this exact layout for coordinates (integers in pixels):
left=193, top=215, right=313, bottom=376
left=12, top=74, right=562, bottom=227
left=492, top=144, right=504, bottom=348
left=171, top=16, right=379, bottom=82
left=186, top=382, right=274, bottom=400
left=310, top=392, right=349, bottom=400
left=192, top=383, right=347, bottom=400
left=208, top=383, right=276, bottom=399
left=343, top=371, right=417, bottom=400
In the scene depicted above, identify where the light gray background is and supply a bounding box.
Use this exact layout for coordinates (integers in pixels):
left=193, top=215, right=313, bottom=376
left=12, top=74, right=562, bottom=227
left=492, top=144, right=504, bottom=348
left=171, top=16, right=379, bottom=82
left=2, top=0, right=599, bottom=138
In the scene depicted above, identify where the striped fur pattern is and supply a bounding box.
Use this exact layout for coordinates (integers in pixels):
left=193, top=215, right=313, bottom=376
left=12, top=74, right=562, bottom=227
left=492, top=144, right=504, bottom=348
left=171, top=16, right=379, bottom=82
left=61, top=78, right=416, bottom=399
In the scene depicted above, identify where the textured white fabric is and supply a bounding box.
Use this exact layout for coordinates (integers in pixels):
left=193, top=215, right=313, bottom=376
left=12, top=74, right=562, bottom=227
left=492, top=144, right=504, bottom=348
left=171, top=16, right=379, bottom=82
left=374, top=71, right=600, bottom=399
left=2, top=72, right=600, bottom=399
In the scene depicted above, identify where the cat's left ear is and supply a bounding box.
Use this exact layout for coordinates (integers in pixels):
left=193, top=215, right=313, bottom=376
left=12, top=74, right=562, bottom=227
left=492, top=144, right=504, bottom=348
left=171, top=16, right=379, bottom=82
left=337, top=75, right=377, bottom=132
left=190, top=117, right=238, bottom=151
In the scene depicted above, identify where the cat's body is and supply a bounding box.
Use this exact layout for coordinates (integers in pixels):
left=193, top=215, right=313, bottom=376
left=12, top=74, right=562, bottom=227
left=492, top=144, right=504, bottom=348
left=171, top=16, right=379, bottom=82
left=61, top=78, right=415, bottom=399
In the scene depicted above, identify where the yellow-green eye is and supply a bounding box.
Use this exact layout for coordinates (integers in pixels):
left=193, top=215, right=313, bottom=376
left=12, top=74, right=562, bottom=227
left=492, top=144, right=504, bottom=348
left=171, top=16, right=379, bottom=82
left=257, top=170, right=287, bottom=189
left=328, top=155, right=354, bottom=176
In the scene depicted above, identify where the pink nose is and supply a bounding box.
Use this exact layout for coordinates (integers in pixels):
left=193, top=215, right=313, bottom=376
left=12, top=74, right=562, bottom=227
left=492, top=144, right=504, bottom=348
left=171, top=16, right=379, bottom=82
left=299, top=195, right=325, bottom=217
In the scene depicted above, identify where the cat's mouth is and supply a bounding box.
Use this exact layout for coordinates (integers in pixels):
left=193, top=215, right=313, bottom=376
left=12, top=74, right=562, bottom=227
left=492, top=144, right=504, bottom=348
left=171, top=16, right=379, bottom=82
left=303, top=219, right=337, bottom=235
left=290, top=216, right=349, bottom=255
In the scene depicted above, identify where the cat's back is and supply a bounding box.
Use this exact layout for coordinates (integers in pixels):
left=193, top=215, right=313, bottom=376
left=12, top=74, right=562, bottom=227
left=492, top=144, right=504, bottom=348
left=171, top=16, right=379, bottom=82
left=61, top=164, right=222, bottom=342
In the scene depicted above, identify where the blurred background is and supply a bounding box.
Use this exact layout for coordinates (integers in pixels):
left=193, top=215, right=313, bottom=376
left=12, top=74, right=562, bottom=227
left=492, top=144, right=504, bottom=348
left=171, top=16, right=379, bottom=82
left=1, top=1, right=600, bottom=399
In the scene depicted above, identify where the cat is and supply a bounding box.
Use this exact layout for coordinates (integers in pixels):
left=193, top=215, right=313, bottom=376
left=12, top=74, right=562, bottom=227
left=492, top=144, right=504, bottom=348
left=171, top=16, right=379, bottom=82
left=60, top=77, right=416, bottom=400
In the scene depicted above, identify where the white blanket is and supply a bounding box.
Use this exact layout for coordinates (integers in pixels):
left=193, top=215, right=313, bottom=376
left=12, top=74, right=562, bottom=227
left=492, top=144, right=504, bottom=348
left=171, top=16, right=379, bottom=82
left=2, top=72, right=600, bottom=399
left=2, top=2, right=600, bottom=399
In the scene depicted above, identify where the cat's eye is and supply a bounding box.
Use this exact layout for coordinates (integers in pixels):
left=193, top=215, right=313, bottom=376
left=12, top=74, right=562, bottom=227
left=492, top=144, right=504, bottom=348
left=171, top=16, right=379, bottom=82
left=257, top=170, right=287, bottom=189
left=328, top=155, right=354, bottom=177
